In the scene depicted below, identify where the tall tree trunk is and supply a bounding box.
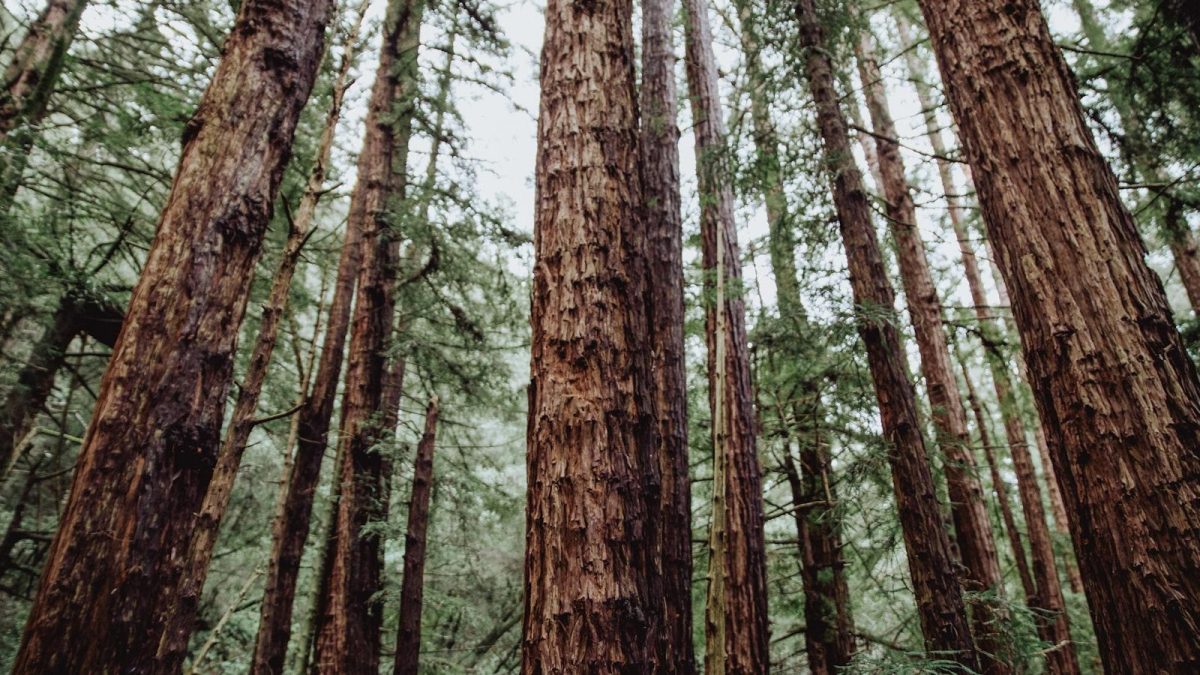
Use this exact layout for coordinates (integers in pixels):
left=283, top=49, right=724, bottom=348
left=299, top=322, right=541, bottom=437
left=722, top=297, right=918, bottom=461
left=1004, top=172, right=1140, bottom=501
left=522, top=0, right=663, bottom=669
left=0, top=297, right=76, bottom=472
left=639, top=0, right=694, bottom=668
left=392, top=397, right=439, bottom=675
left=958, top=357, right=1037, bottom=603
left=243, top=5, right=381, bottom=673
left=917, top=0, right=1200, bottom=671
left=855, top=31, right=1011, bottom=672
left=0, top=0, right=87, bottom=201
left=682, top=1, right=769, bottom=672
left=1167, top=204, right=1200, bottom=314
left=154, top=20, right=356, bottom=664
left=12, top=0, right=333, bottom=670
left=793, top=1, right=978, bottom=668
left=309, top=0, right=424, bottom=671
left=738, top=4, right=855, bottom=670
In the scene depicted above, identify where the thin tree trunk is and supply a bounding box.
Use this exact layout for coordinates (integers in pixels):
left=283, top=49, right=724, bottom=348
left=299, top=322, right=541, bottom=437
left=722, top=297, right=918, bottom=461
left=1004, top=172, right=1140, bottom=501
left=12, top=0, right=333, bottom=670
left=917, top=0, right=1200, bottom=670
left=793, top=0, right=978, bottom=668
left=855, top=31, right=1011, bottom=671
left=0, top=297, right=76, bottom=472
left=682, top=2, right=769, bottom=672
left=639, top=0, right=694, bottom=667
left=155, top=20, right=355, bottom=661
left=392, top=397, right=439, bottom=675
left=737, top=4, right=855, bottom=669
left=522, top=0, right=663, bottom=669
left=309, top=0, right=424, bottom=670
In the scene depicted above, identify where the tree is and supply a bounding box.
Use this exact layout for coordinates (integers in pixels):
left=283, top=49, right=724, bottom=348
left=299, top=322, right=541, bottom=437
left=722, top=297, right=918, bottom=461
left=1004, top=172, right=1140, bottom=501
left=393, top=396, right=440, bottom=675
left=309, top=0, right=425, bottom=670
left=793, top=0, right=977, bottom=668
left=916, top=0, right=1200, bottom=670
left=639, top=0, right=694, bottom=668
left=522, top=0, right=663, bottom=668
left=11, top=0, right=336, bottom=671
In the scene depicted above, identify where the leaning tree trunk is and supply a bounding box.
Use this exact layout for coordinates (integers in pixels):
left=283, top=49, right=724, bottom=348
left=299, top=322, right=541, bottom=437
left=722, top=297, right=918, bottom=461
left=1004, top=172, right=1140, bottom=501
left=0, top=0, right=87, bottom=202
left=11, top=0, right=334, bottom=671
left=521, top=0, right=664, bottom=669
left=855, top=31, right=1011, bottom=672
left=793, top=0, right=978, bottom=668
left=392, top=397, right=440, bottom=675
left=738, top=4, right=855, bottom=670
left=154, top=22, right=356, bottom=664
left=917, top=0, right=1200, bottom=671
left=309, top=0, right=424, bottom=671
left=683, top=1, right=770, bottom=672
left=639, top=0, right=694, bottom=668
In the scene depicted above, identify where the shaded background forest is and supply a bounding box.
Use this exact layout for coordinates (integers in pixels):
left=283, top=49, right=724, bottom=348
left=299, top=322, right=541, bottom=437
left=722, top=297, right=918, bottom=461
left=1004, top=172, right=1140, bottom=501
left=0, top=0, right=1197, bottom=671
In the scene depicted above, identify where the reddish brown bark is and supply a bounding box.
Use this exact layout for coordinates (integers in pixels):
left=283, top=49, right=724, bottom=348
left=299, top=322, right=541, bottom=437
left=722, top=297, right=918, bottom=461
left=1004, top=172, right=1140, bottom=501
left=392, top=397, right=439, bottom=675
left=683, top=1, right=769, bottom=672
left=639, top=0, right=694, bottom=668
left=794, top=0, right=977, bottom=667
left=0, top=0, right=86, bottom=146
left=309, top=0, right=424, bottom=671
left=856, top=32, right=1010, bottom=671
left=522, top=0, right=663, bottom=669
left=11, top=0, right=335, bottom=671
left=917, top=0, right=1200, bottom=671
left=1167, top=204, right=1200, bottom=314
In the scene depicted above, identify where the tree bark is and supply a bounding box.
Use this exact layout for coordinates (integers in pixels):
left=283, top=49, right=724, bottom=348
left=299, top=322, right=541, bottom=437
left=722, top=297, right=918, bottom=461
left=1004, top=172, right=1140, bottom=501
left=12, top=0, right=334, bottom=670
left=249, top=17, right=377, bottom=675
left=392, top=397, right=439, bottom=675
left=855, top=31, right=1011, bottom=672
left=309, top=0, right=424, bottom=671
left=154, top=18, right=356, bottom=664
left=793, top=1, right=978, bottom=668
left=682, top=2, right=769, bottom=673
left=521, top=0, right=663, bottom=669
left=639, top=0, right=694, bottom=669
left=917, top=0, right=1200, bottom=671
left=737, top=5, right=855, bottom=670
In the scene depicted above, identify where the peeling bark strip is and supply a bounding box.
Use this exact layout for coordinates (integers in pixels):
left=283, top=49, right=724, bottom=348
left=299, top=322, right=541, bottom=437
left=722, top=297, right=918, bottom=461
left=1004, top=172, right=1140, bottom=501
left=310, top=0, right=425, bottom=671
left=917, top=0, right=1200, bottom=671
left=522, top=0, right=664, bottom=669
left=793, top=0, right=978, bottom=668
left=12, top=0, right=335, bottom=671
left=639, top=0, right=694, bottom=668
left=855, top=32, right=1011, bottom=672
left=393, top=397, right=440, bottom=675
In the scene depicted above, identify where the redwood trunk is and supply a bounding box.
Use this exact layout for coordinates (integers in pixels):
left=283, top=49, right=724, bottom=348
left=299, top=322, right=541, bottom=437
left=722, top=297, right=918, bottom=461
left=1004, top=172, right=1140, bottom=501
left=917, top=0, right=1200, bottom=670
left=12, top=0, right=334, bottom=671
left=683, top=1, right=769, bottom=672
left=522, top=0, right=663, bottom=668
left=855, top=32, right=1010, bottom=671
left=310, top=0, right=424, bottom=671
left=794, top=0, right=977, bottom=667
left=0, top=298, right=76, bottom=472
left=392, top=397, right=439, bottom=675
left=640, top=0, right=694, bottom=668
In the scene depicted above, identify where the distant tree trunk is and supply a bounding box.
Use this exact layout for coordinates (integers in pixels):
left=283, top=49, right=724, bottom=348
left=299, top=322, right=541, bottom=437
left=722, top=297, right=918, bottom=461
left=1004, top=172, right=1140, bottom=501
left=855, top=31, right=1011, bottom=671
left=793, top=0, right=978, bottom=668
left=154, top=24, right=355, bottom=664
left=0, top=298, right=76, bottom=472
left=1164, top=0, right=1200, bottom=52
left=738, top=4, right=855, bottom=670
left=0, top=0, right=87, bottom=200
left=639, top=0, right=694, bottom=668
left=683, top=1, right=769, bottom=672
left=958, top=358, right=1037, bottom=602
left=11, top=0, right=334, bottom=671
left=522, top=0, right=663, bottom=669
left=392, top=397, right=439, bottom=675
left=242, top=7, right=377, bottom=675
left=918, top=0, right=1200, bottom=671
left=310, top=0, right=424, bottom=671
